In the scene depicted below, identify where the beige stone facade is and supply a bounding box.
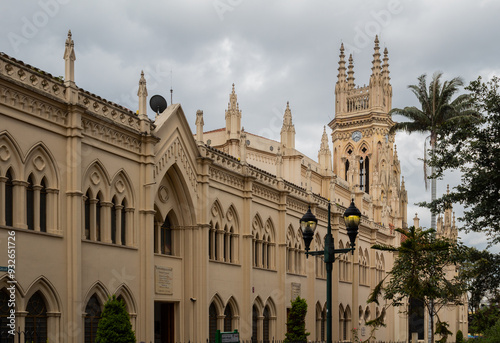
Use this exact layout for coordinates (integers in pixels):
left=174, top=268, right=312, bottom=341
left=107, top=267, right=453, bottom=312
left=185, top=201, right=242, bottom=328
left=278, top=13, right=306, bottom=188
left=0, top=32, right=465, bottom=343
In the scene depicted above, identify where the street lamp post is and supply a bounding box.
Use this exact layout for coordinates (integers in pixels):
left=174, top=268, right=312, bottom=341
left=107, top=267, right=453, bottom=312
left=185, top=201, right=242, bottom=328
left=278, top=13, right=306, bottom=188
left=300, top=199, right=361, bottom=343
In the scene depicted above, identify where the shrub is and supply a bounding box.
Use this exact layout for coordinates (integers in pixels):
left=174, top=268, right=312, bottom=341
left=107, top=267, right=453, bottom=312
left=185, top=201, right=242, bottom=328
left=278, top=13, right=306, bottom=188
left=96, top=295, right=136, bottom=343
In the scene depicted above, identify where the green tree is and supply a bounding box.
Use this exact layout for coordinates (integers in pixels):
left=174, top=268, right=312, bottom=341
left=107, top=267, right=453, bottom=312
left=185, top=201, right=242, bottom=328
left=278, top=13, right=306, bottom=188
left=469, top=304, right=500, bottom=335
left=389, top=72, right=477, bottom=230
left=284, top=296, right=310, bottom=343
left=458, top=247, right=500, bottom=315
left=424, top=76, right=500, bottom=245
left=96, top=295, right=135, bottom=343
left=368, top=226, right=467, bottom=343
left=475, top=317, right=500, bottom=342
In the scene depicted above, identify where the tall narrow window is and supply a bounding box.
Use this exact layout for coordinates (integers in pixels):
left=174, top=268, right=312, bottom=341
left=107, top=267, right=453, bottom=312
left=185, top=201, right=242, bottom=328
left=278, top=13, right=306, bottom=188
left=85, top=295, right=101, bottom=343
left=209, top=222, right=213, bottom=259
left=345, top=159, right=350, bottom=181
left=252, top=305, right=258, bottom=343
left=224, top=305, right=233, bottom=332
left=84, top=191, right=91, bottom=239
left=25, top=291, right=48, bottom=343
left=121, top=199, right=127, bottom=246
left=5, top=170, right=13, bottom=226
left=0, top=291, right=11, bottom=337
left=40, top=178, right=47, bottom=232
left=111, top=197, right=117, bottom=244
left=209, top=303, right=217, bottom=343
left=96, top=193, right=102, bottom=241
left=27, top=175, right=35, bottom=230
left=365, top=157, right=370, bottom=193
left=161, top=216, right=172, bottom=255
left=263, top=306, right=270, bottom=342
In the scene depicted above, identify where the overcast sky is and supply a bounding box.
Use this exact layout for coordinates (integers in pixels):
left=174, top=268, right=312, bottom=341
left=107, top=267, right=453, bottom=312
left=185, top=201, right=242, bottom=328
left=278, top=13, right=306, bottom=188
left=2, top=0, right=499, bottom=252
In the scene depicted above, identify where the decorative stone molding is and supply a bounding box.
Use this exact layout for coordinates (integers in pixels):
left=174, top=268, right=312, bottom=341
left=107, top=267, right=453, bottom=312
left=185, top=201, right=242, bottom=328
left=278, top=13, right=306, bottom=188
left=81, top=118, right=141, bottom=153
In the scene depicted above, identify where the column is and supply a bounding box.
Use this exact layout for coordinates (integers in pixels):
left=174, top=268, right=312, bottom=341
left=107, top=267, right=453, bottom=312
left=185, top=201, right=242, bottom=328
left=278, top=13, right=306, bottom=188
left=33, top=185, right=42, bottom=231
left=13, top=180, right=28, bottom=229
left=47, top=188, right=58, bottom=234
left=101, top=202, right=113, bottom=243
left=115, top=204, right=123, bottom=245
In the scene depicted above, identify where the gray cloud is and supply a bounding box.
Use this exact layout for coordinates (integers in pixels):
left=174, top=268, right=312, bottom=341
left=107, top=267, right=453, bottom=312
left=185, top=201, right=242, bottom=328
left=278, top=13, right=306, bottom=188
left=2, top=0, right=498, bottom=252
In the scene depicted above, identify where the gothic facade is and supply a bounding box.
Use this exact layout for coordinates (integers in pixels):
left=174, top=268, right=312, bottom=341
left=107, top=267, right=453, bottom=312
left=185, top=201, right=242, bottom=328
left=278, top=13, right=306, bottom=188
left=0, top=32, right=466, bottom=343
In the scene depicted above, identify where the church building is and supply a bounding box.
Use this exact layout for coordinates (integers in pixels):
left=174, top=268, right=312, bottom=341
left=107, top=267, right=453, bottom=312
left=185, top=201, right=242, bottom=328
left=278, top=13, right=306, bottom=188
left=0, top=31, right=466, bottom=343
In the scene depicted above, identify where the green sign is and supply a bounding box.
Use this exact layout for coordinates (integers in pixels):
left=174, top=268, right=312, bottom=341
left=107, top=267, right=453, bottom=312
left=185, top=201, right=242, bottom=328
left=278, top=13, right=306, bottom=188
left=0, top=266, right=8, bottom=272
left=215, top=330, right=239, bottom=343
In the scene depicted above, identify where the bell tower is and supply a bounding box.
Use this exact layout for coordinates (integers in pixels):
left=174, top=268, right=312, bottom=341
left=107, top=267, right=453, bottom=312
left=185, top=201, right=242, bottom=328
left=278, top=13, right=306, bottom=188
left=329, top=36, right=407, bottom=228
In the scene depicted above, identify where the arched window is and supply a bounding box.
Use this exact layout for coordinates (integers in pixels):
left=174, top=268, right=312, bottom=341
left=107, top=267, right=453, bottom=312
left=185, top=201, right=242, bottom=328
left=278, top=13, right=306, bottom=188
left=96, top=192, right=102, bottom=242
left=40, top=178, right=47, bottom=232
left=5, top=169, right=14, bottom=226
left=321, top=307, right=326, bottom=341
left=25, top=291, right=48, bottom=343
left=209, top=303, right=217, bottom=343
left=111, top=197, right=118, bottom=244
left=224, top=305, right=233, bottom=332
left=343, top=306, right=351, bottom=341
left=345, top=159, right=350, bottom=181
left=263, top=306, right=270, bottom=343
left=84, top=190, right=91, bottom=239
left=161, top=216, right=172, bottom=255
left=26, top=175, right=35, bottom=230
left=0, top=290, right=11, bottom=335
left=85, top=295, right=102, bottom=343
left=252, top=305, right=258, bottom=343
left=121, top=199, right=127, bottom=246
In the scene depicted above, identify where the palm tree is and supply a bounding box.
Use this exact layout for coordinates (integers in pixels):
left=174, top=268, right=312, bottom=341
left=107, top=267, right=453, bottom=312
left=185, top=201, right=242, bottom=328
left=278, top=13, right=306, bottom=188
left=390, top=72, right=476, bottom=230
left=390, top=72, right=477, bottom=343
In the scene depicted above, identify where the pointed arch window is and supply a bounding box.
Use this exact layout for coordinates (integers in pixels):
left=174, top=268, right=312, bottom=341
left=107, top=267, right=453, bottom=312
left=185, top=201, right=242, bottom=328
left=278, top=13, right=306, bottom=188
left=121, top=199, right=127, bottom=246
left=27, top=175, right=35, bottom=230
left=224, top=305, right=233, bottom=332
left=360, top=156, right=370, bottom=193
left=0, top=291, right=12, bottom=336
left=252, top=305, right=258, bottom=343
left=263, top=306, right=270, bottom=342
left=96, top=192, right=102, bottom=242
left=161, top=216, right=172, bottom=255
left=209, top=303, right=217, bottom=343
left=5, top=170, right=14, bottom=226
left=84, top=190, right=91, bottom=239
left=85, top=295, right=102, bottom=343
left=345, top=159, right=350, bottom=181
left=111, top=197, right=118, bottom=244
left=25, top=291, right=48, bottom=343
left=40, top=178, right=47, bottom=232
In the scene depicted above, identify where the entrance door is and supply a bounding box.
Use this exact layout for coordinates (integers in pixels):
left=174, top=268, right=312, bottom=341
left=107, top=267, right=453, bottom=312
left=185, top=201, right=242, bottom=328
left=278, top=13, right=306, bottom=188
left=154, top=302, right=175, bottom=343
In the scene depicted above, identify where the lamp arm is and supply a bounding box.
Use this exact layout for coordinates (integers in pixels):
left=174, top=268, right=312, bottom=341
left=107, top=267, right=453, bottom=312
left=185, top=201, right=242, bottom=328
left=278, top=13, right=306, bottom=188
left=305, top=250, right=325, bottom=258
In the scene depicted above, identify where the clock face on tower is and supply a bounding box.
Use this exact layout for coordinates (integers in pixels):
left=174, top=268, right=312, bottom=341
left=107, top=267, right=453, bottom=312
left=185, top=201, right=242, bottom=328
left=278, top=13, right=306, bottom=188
left=352, top=131, right=362, bottom=142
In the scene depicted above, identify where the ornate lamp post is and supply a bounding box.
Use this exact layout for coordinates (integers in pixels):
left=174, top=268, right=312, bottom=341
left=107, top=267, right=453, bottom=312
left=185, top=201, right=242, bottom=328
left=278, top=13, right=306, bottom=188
left=300, top=199, right=361, bottom=343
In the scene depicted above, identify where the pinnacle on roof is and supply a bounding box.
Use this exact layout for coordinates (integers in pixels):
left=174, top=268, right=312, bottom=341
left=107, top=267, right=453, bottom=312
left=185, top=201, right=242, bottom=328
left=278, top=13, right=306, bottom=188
left=337, top=43, right=347, bottom=83
left=347, top=53, right=355, bottom=89
left=282, top=101, right=293, bottom=126
left=371, top=35, right=382, bottom=77
left=137, top=70, right=147, bottom=97
left=382, top=47, right=390, bottom=82
left=320, top=126, right=330, bottom=152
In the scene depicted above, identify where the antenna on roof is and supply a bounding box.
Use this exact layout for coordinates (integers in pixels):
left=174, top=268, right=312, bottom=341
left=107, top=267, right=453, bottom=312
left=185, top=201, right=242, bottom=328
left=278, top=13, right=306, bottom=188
left=170, top=70, right=173, bottom=105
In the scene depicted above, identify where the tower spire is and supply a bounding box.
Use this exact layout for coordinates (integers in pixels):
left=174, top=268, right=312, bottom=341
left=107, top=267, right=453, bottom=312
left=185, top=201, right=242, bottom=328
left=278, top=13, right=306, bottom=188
left=337, top=43, right=347, bottom=83
left=371, top=35, right=382, bottom=78
left=318, top=126, right=332, bottom=173
left=347, top=54, right=355, bottom=89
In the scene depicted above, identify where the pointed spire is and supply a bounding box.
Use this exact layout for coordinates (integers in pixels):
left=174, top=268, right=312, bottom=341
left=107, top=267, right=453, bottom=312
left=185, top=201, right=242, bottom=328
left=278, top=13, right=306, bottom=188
left=382, top=47, right=390, bottom=82
left=280, top=101, right=295, bottom=149
left=318, top=126, right=332, bottom=173
left=337, top=43, right=347, bottom=83
left=225, top=83, right=242, bottom=141
left=320, top=126, right=329, bottom=152
left=347, top=54, right=355, bottom=89
left=137, top=70, right=148, bottom=119
left=63, top=30, right=76, bottom=85
left=371, top=35, right=382, bottom=77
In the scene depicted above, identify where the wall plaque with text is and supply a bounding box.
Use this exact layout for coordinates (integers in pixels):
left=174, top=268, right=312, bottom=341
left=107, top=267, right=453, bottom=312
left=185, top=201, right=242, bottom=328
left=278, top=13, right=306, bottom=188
left=155, top=266, right=173, bottom=295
